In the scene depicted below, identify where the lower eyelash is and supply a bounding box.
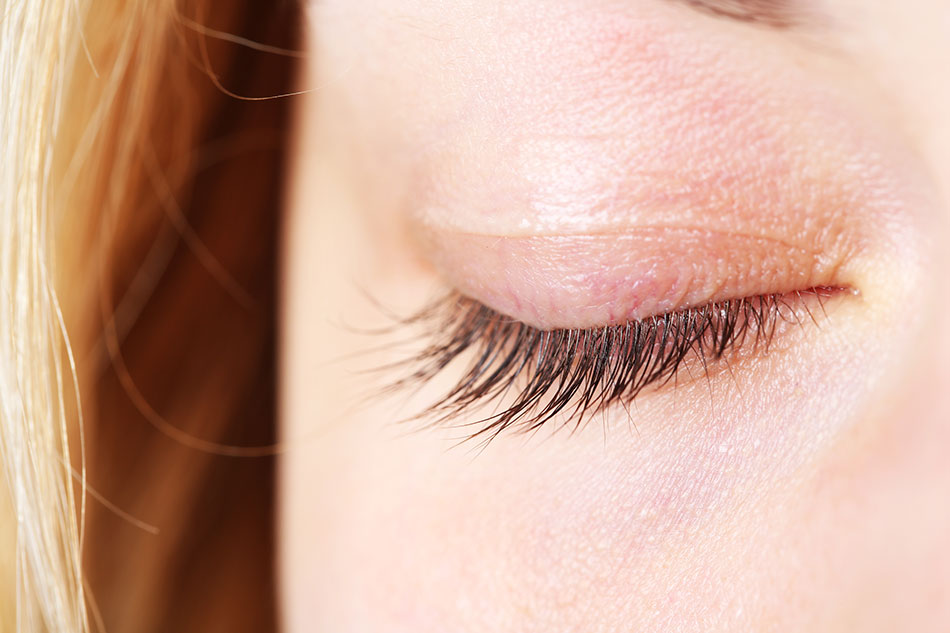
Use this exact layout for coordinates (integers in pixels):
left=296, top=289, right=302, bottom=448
left=389, top=288, right=838, bottom=442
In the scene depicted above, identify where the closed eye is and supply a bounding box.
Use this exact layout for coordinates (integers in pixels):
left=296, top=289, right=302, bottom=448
left=388, top=286, right=844, bottom=443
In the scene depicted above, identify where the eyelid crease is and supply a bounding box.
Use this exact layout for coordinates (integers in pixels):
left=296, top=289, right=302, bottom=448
left=385, top=287, right=843, bottom=444
left=419, top=222, right=826, bottom=257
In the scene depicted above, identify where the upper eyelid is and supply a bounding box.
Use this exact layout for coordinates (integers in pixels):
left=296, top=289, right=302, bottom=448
left=414, top=223, right=849, bottom=331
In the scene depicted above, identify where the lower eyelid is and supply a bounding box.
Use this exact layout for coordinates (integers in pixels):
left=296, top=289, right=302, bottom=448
left=386, top=286, right=848, bottom=441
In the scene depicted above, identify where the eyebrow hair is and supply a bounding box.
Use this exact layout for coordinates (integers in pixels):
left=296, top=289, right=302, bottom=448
left=675, top=0, right=803, bottom=28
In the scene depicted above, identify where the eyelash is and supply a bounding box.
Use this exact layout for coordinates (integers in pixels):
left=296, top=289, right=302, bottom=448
left=390, top=288, right=837, bottom=442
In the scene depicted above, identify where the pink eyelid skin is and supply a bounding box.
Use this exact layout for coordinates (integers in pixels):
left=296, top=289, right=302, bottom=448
left=417, top=228, right=850, bottom=330
left=402, top=8, right=919, bottom=329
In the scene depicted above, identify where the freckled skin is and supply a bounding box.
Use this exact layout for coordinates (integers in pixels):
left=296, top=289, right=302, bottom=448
left=282, top=1, right=950, bottom=632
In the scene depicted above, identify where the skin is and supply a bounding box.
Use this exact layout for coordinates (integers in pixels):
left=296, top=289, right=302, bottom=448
left=281, top=1, right=950, bottom=631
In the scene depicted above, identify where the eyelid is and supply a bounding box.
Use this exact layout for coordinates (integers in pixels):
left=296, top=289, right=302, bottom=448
left=410, top=108, right=866, bottom=331
left=415, top=223, right=851, bottom=330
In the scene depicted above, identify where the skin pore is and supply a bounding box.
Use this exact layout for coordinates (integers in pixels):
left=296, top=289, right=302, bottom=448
left=281, top=1, right=950, bottom=631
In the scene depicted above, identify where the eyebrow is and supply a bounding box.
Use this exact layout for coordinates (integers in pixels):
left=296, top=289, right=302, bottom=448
left=675, top=0, right=803, bottom=28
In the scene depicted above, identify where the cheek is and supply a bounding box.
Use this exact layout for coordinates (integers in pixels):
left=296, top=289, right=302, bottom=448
left=283, top=282, right=949, bottom=632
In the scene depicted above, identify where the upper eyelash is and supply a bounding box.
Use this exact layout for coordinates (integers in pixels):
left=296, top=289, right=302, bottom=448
left=389, top=288, right=836, bottom=443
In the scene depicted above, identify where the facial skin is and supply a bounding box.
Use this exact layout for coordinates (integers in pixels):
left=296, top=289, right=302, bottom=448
left=281, top=1, right=950, bottom=631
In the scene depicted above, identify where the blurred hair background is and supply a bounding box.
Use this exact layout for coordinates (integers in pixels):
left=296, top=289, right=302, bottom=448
left=0, top=0, right=300, bottom=630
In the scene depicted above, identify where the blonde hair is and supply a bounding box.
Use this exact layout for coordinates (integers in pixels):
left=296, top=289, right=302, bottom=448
left=0, top=1, right=297, bottom=630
